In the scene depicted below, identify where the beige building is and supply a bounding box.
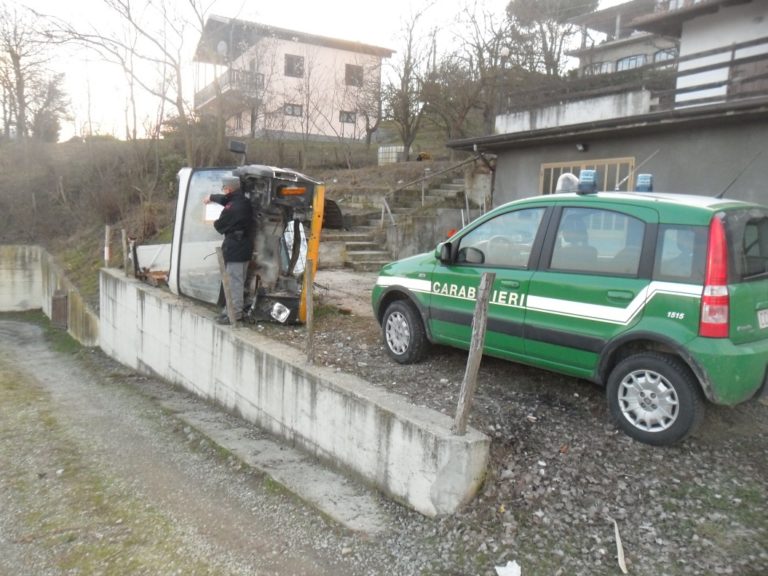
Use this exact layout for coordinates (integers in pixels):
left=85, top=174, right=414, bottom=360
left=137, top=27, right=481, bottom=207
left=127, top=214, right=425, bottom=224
left=193, top=16, right=393, bottom=141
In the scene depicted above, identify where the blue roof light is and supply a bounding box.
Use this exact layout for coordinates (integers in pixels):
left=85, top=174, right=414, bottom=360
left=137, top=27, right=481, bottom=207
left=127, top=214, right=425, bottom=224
left=577, top=169, right=598, bottom=194
left=636, top=173, right=654, bottom=192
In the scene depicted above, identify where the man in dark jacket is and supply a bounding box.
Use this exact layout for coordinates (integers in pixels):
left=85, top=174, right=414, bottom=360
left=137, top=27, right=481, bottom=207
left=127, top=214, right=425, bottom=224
left=204, top=175, right=253, bottom=324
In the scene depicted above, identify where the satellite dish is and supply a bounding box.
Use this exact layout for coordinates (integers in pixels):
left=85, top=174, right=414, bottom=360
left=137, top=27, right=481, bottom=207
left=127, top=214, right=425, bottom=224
left=216, top=40, right=228, bottom=58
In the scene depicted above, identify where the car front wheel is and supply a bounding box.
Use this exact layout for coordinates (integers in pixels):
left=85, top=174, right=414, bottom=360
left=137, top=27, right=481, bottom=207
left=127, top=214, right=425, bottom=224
left=382, top=300, right=428, bottom=364
left=607, top=352, right=705, bottom=446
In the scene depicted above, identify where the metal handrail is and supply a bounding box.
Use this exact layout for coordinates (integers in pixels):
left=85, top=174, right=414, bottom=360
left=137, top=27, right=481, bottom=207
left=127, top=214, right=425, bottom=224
left=380, top=197, right=396, bottom=228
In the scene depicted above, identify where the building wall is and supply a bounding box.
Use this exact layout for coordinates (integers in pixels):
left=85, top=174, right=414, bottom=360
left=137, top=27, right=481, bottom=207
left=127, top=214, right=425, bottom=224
left=230, top=37, right=382, bottom=140
left=493, top=119, right=768, bottom=206
left=496, top=90, right=654, bottom=133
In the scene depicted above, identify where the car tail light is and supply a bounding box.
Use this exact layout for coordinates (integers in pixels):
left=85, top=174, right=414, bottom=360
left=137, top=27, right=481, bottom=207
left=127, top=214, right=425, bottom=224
left=699, top=216, right=730, bottom=338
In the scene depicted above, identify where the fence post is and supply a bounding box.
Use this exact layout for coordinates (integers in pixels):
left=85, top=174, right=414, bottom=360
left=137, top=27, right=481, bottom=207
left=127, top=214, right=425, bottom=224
left=305, top=258, right=315, bottom=364
left=121, top=229, right=129, bottom=276
left=104, top=225, right=112, bottom=266
left=452, top=271, right=495, bottom=435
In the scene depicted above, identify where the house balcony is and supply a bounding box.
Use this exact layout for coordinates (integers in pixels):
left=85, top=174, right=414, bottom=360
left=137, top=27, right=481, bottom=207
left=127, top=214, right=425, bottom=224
left=194, top=68, right=264, bottom=116
left=496, top=35, right=768, bottom=135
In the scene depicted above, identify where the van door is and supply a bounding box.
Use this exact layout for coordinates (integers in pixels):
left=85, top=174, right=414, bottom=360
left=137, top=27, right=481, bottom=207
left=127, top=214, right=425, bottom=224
left=428, top=206, right=547, bottom=362
left=524, top=205, right=658, bottom=379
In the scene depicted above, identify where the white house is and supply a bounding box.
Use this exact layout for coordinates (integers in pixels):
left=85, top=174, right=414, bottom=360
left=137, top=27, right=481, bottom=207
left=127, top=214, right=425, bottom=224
left=193, top=16, right=394, bottom=141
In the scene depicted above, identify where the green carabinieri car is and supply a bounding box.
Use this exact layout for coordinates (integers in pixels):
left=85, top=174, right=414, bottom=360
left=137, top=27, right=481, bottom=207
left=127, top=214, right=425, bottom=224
left=372, top=187, right=768, bottom=446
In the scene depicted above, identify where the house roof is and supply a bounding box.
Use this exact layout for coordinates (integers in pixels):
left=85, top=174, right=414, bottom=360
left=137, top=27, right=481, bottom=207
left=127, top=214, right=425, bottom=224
left=446, top=96, right=768, bottom=152
left=194, top=15, right=394, bottom=65
left=629, top=0, right=753, bottom=37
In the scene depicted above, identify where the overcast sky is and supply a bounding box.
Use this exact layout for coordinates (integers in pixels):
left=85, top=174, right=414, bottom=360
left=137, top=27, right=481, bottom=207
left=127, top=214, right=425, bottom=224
left=18, top=0, right=623, bottom=141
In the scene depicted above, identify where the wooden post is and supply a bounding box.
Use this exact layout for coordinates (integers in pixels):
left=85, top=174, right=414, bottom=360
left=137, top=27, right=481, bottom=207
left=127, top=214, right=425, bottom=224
left=305, top=258, right=315, bottom=364
left=104, top=225, right=112, bottom=266
left=452, top=271, right=495, bottom=435
left=121, top=229, right=129, bottom=276
left=216, top=247, right=237, bottom=326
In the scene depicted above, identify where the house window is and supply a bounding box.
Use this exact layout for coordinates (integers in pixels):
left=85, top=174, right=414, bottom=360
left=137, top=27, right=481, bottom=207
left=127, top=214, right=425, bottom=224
left=539, top=157, right=636, bottom=195
left=616, top=54, right=647, bottom=71
left=345, top=64, right=364, bottom=87
left=339, top=110, right=356, bottom=123
left=284, top=54, right=304, bottom=78
left=584, top=61, right=613, bottom=75
left=284, top=103, right=303, bottom=117
left=234, top=112, right=243, bottom=130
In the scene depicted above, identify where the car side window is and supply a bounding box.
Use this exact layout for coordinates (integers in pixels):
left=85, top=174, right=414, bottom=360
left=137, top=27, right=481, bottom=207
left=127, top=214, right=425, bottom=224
left=654, top=225, right=707, bottom=284
left=456, top=208, right=544, bottom=268
left=550, top=208, right=645, bottom=275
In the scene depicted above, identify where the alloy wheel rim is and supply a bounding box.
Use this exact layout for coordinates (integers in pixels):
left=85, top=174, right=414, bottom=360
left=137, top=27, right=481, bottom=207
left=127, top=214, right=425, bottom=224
left=618, top=369, right=679, bottom=432
left=385, top=311, right=410, bottom=355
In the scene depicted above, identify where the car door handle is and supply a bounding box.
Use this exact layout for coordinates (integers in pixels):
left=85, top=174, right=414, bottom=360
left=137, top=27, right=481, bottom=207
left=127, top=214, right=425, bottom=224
left=500, top=280, right=520, bottom=288
left=607, top=290, right=634, bottom=301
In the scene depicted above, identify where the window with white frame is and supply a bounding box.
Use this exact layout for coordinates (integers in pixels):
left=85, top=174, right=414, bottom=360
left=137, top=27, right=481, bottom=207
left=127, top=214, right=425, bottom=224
left=284, top=103, right=303, bottom=117
left=339, top=110, right=356, bottom=123
left=539, top=157, right=636, bottom=195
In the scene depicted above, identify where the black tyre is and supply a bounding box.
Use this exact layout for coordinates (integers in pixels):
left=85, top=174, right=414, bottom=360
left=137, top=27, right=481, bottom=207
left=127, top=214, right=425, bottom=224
left=381, top=300, right=429, bottom=364
left=607, top=352, right=705, bottom=446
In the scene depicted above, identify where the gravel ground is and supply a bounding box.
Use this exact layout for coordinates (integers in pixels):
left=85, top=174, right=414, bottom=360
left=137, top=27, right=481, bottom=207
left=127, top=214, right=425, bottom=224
left=2, top=296, right=767, bottom=576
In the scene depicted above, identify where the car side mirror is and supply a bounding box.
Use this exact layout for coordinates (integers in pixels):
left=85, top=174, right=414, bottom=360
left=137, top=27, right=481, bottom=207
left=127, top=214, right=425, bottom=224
left=438, top=242, right=452, bottom=263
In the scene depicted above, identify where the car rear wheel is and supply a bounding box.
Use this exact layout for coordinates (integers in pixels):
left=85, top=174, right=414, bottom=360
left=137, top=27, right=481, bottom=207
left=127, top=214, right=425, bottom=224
left=607, top=352, right=705, bottom=446
left=382, top=300, right=428, bottom=364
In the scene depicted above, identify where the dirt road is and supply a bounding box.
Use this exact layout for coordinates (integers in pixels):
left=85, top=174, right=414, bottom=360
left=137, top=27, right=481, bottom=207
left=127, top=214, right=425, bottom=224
left=0, top=318, right=388, bottom=576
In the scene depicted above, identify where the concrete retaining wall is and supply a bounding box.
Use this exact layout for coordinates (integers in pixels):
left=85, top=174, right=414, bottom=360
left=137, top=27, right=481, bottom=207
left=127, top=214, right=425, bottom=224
left=99, top=269, right=490, bottom=516
left=0, top=245, right=99, bottom=347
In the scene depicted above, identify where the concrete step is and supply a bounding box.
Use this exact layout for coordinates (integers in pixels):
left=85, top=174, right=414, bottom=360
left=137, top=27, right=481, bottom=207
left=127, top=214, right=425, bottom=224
left=321, top=231, right=375, bottom=243
left=345, top=250, right=392, bottom=263
left=348, top=260, right=390, bottom=272
left=345, top=241, right=382, bottom=251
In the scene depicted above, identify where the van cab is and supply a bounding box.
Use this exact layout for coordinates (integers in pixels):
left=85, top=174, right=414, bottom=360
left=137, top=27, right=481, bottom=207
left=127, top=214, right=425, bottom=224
left=372, top=183, right=768, bottom=445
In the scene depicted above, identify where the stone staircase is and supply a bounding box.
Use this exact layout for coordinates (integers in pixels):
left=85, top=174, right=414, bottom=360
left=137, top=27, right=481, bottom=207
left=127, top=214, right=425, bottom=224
left=322, top=174, right=472, bottom=272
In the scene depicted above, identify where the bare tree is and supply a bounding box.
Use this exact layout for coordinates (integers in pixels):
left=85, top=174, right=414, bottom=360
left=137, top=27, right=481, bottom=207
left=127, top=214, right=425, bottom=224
left=450, top=2, right=513, bottom=135
left=48, top=0, right=220, bottom=166
left=383, top=9, right=434, bottom=162
left=0, top=2, right=54, bottom=141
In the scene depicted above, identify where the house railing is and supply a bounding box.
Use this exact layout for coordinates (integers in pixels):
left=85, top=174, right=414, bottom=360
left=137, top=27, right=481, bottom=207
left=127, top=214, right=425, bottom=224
left=194, top=69, right=264, bottom=108
left=500, top=35, right=768, bottom=115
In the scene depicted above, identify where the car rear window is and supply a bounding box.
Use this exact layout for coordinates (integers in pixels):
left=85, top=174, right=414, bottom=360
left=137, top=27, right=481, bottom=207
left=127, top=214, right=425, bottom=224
left=724, top=208, right=768, bottom=281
